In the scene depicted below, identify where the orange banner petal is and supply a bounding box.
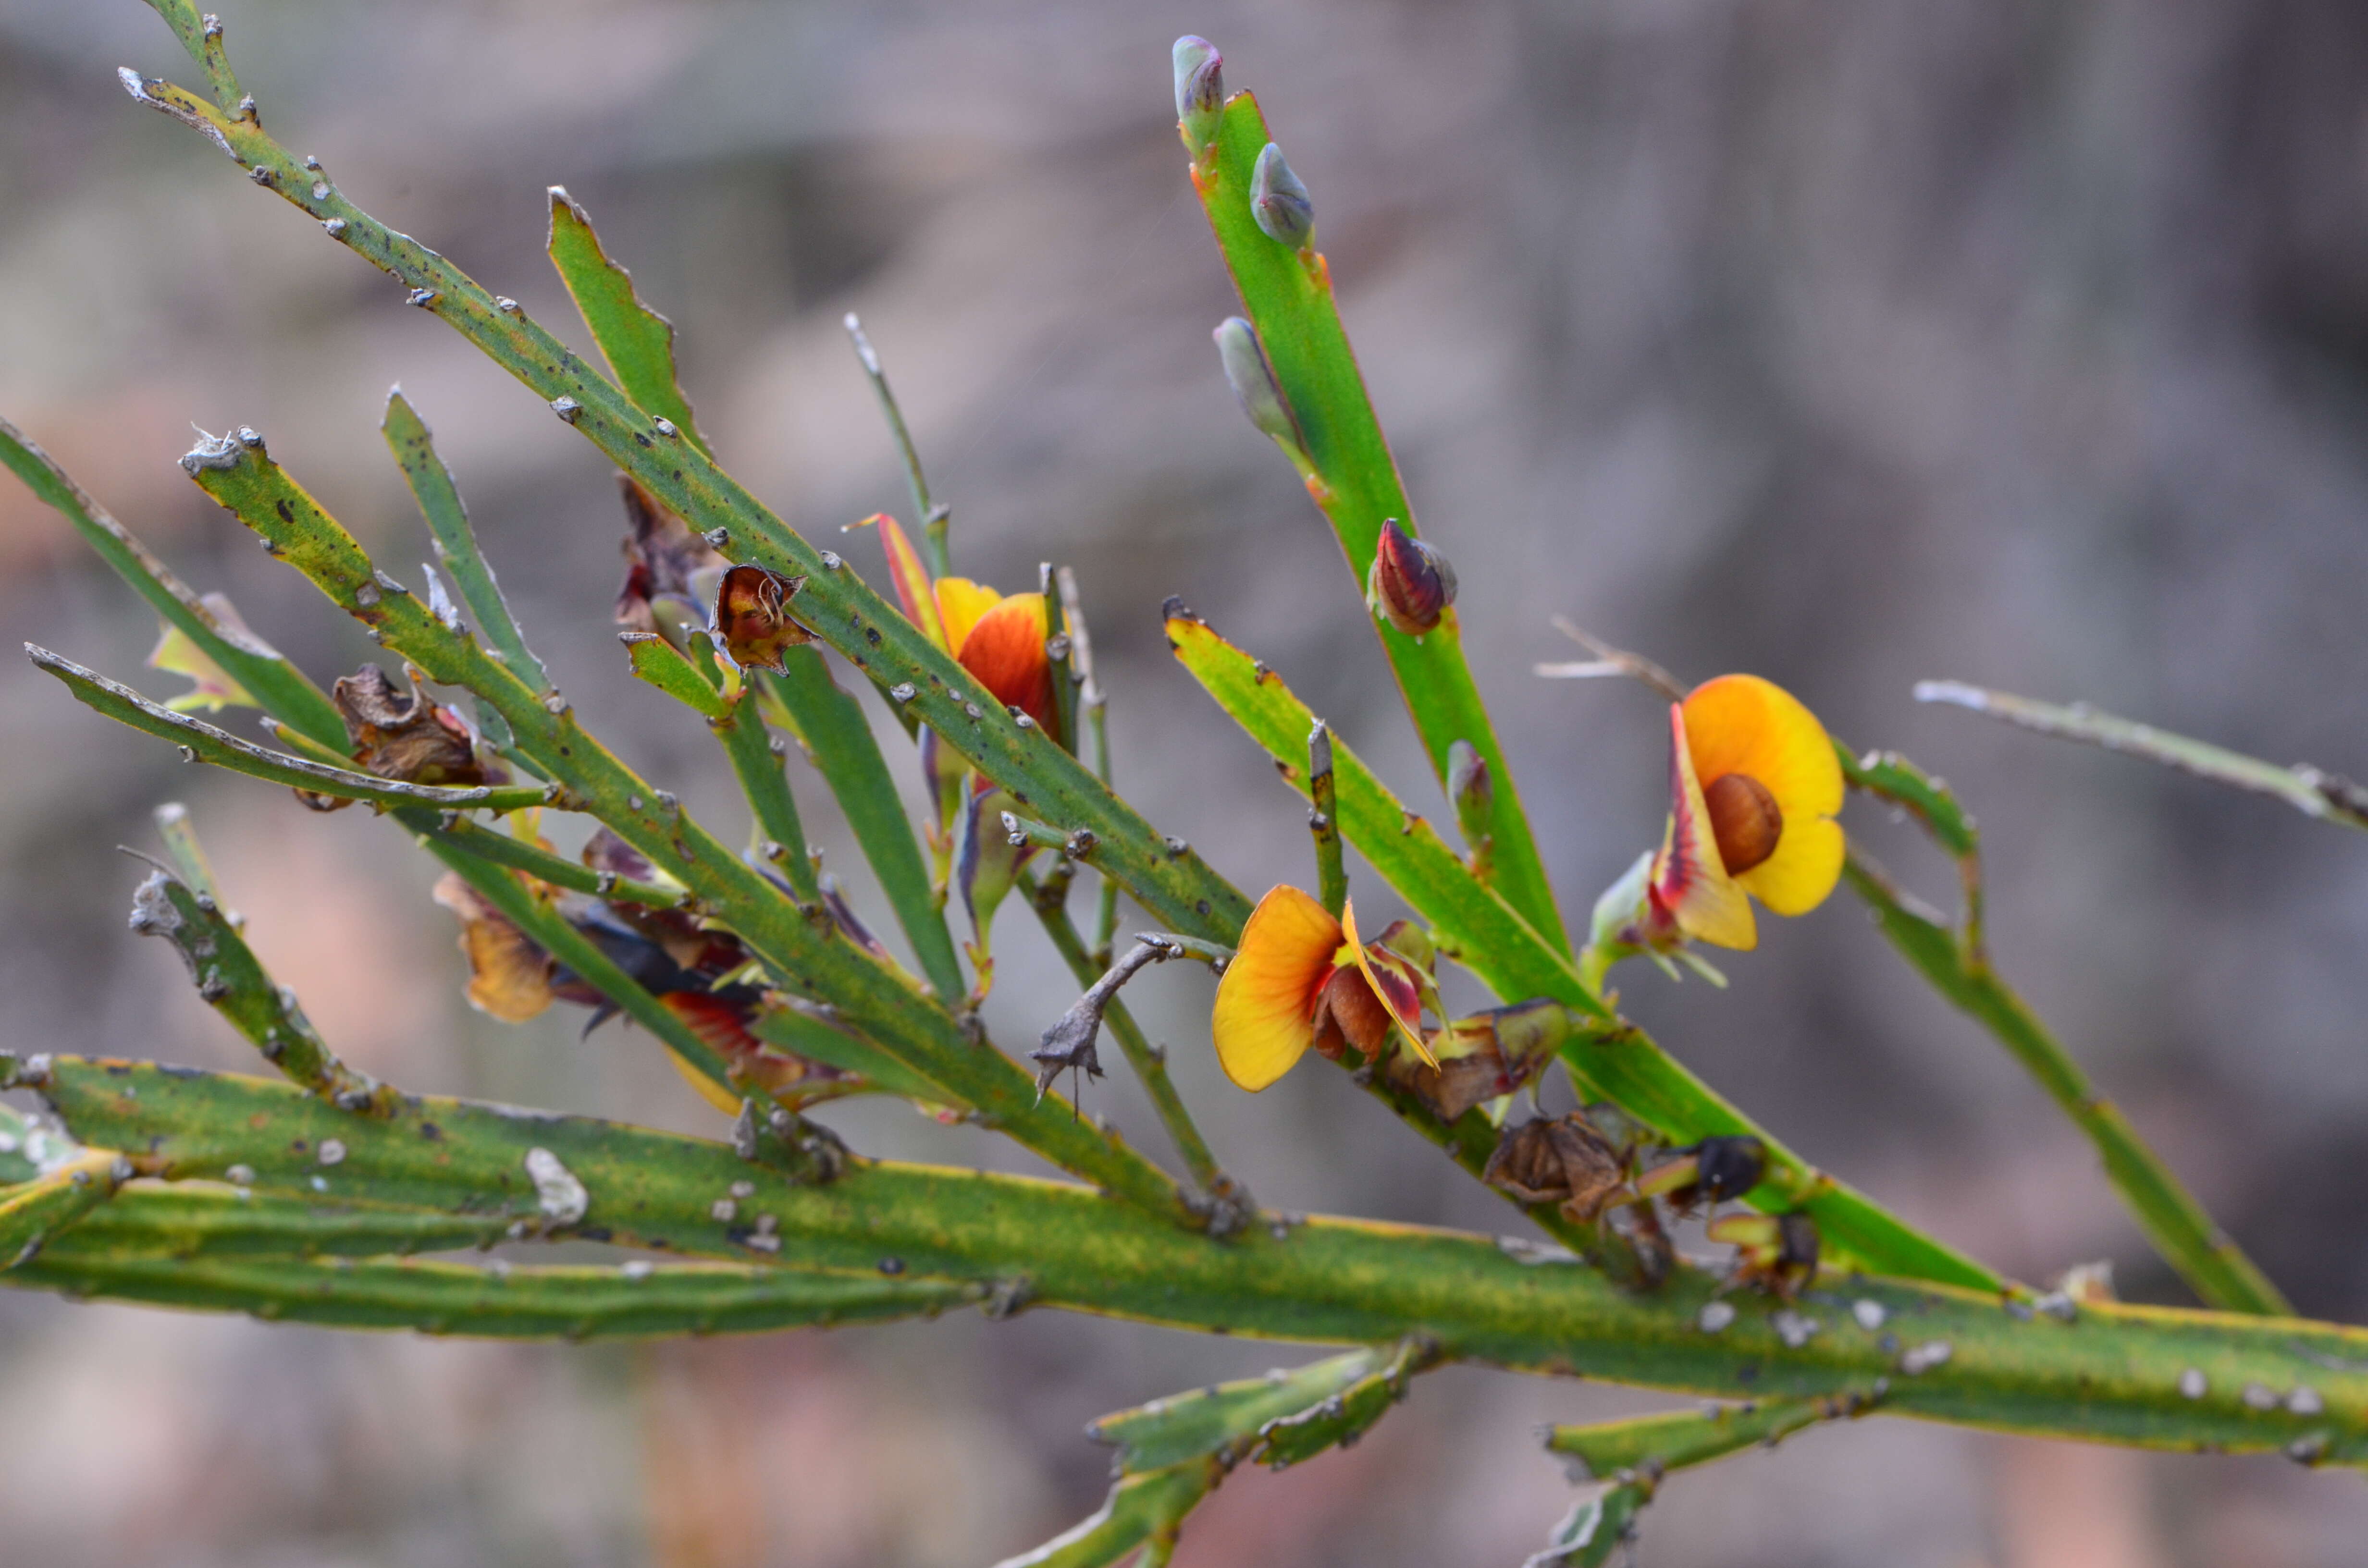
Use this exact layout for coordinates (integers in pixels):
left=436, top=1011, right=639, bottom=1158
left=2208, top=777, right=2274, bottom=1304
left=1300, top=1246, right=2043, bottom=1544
left=873, top=514, right=948, bottom=652
left=956, top=591, right=1056, bottom=732
left=1211, top=884, right=1342, bottom=1091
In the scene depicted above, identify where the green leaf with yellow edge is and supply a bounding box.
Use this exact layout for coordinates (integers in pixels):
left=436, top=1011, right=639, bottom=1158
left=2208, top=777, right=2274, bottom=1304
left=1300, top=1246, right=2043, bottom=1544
left=547, top=187, right=707, bottom=455
left=1184, top=89, right=1569, bottom=955
left=1164, top=609, right=2003, bottom=1291
left=990, top=1460, right=1215, bottom=1568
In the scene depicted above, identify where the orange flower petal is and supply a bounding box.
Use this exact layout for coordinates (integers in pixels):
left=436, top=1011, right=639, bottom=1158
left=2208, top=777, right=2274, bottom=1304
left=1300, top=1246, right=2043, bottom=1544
left=933, top=576, right=1004, bottom=657
left=1681, top=674, right=1845, bottom=917
left=1211, top=884, right=1342, bottom=1091
left=1653, top=704, right=1757, bottom=950
left=957, top=591, right=1056, bottom=732
left=1341, top=897, right=1435, bottom=1066
left=875, top=514, right=948, bottom=652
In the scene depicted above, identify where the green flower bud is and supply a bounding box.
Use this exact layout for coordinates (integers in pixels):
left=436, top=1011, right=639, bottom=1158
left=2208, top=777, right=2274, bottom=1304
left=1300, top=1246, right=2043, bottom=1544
left=1213, top=316, right=1301, bottom=451
left=1172, top=37, right=1224, bottom=149
left=1250, top=142, right=1314, bottom=247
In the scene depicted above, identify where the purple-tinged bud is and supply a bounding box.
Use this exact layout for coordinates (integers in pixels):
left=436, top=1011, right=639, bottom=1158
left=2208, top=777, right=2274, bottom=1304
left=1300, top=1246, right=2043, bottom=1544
left=1172, top=37, right=1224, bottom=149
left=1366, top=518, right=1458, bottom=636
left=1250, top=143, right=1314, bottom=247
left=1447, top=738, right=1493, bottom=870
left=1213, top=316, right=1301, bottom=452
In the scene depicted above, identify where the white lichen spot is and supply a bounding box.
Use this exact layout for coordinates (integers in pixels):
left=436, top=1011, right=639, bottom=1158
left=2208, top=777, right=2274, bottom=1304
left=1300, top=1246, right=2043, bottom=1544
left=317, top=1138, right=346, bottom=1166
left=744, top=1233, right=782, bottom=1254
left=2287, top=1386, right=2324, bottom=1417
left=1773, top=1310, right=1821, bottom=1348
left=710, top=1198, right=737, bottom=1223
left=755, top=1213, right=778, bottom=1237
left=728, top=1180, right=755, bottom=1200
left=0, top=1132, right=16, bottom=1155
left=524, top=1147, right=588, bottom=1226
left=308, top=1175, right=329, bottom=1193
left=620, top=1260, right=655, bottom=1281
left=2242, top=1383, right=2279, bottom=1411
left=1852, top=1299, right=1887, bottom=1332
left=1899, top=1340, right=1953, bottom=1375
left=2179, top=1368, right=2208, bottom=1400
left=1697, top=1300, right=1736, bottom=1334
left=225, top=1163, right=255, bottom=1186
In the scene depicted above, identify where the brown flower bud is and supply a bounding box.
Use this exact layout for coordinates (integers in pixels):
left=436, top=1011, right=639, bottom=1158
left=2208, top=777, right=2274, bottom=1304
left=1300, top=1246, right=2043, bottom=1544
left=1365, top=518, right=1458, bottom=636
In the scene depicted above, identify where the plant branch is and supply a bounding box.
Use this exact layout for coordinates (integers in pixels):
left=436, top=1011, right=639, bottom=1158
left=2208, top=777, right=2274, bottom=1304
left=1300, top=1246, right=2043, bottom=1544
left=11, top=1056, right=2367, bottom=1465
left=1916, top=681, right=2368, bottom=833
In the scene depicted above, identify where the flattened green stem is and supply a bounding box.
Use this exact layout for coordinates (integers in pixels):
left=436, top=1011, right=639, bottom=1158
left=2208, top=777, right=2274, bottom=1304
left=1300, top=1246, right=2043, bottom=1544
left=716, top=698, right=820, bottom=903
left=129, top=866, right=395, bottom=1114
left=59, top=1181, right=514, bottom=1258
left=0, top=416, right=345, bottom=750
left=12, top=1250, right=973, bottom=1339
left=1010, top=1340, right=1431, bottom=1565
left=28, top=645, right=555, bottom=812
left=758, top=652, right=958, bottom=991
left=1841, top=850, right=2291, bottom=1316
left=1185, top=91, right=1568, bottom=954
left=844, top=314, right=948, bottom=578
left=24, top=1058, right=2368, bottom=1464
left=1916, top=681, right=2368, bottom=834
left=546, top=187, right=707, bottom=454
left=1545, top=1392, right=1864, bottom=1480
left=991, top=1460, right=1215, bottom=1568
left=382, top=389, right=547, bottom=690
left=1020, top=870, right=1231, bottom=1202
left=420, top=814, right=684, bottom=910
left=1308, top=719, right=1346, bottom=917
left=1167, top=611, right=2002, bottom=1290
left=152, top=801, right=226, bottom=904
left=114, top=69, right=1252, bottom=951
left=179, top=436, right=1184, bottom=1221
left=0, top=1146, right=134, bottom=1270
left=1054, top=565, right=1122, bottom=962
left=138, top=0, right=240, bottom=113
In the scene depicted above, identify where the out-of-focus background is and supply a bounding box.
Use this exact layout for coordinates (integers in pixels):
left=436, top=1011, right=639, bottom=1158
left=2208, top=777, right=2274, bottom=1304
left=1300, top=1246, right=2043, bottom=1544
left=4, top=0, right=2367, bottom=1562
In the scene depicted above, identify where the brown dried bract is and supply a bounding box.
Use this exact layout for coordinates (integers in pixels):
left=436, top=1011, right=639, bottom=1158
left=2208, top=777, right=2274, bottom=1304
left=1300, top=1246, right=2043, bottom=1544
left=616, top=476, right=721, bottom=635
left=715, top=564, right=812, bottom=674
left=432, top=873, right=555, bottom=1022
left=334, top=664, right=485, bottom=786
left=1482, top=1114, right=1629, bottom=1224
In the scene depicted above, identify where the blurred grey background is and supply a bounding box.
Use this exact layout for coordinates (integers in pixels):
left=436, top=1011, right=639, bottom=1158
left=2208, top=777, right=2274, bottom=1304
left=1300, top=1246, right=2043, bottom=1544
left=3, top=0, right=2367, bottom=1563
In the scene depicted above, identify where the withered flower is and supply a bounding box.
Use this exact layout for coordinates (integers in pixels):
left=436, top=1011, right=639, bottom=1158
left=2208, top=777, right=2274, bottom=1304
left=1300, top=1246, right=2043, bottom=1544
left=1392, top=997, right=1571, bottom=1122
left=431, top=873, right=556, bottom=1023
left=714, top=564, right=813, bottom=674
left=1483, top=1113, right=1628, bottom=1224
left=1366, top=518, right=1457, bottom=637
left=300, top=663, right=487, bottom=811
left=1633, top=1134, right=1768, bottom=1214
left=616, top=476, right=722, bottom=636
left=1708, top=1211, right=1821, bottom=1298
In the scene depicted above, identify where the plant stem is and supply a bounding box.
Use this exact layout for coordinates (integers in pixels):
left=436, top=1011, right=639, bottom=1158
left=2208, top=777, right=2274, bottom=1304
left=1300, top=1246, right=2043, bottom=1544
left=28, top=646, right=554, bottom=812
left=1916, top=682, right=2368, bottom=833
left=843, top=314, right=948, bottom=578
left=1308, top=719, right=1346, bottom=917
left=24, top=1056, right=2368, bottom=1465
left=182, top=435, right=1189, bottom=1222
left=1021, top=870, right=1231, bottom=1201
left=382, top=389, right=547, bottom=691
left=1842, top=850, right=2292, bottom=1315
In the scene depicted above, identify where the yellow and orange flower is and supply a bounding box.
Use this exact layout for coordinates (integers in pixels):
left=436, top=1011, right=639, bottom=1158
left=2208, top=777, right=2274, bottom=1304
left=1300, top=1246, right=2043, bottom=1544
left=876, top=514, right=1057, bottom=733
left=1647, top=674, right=1845, bottom=951
left=1211, top=886, right=1438, bottom=1091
